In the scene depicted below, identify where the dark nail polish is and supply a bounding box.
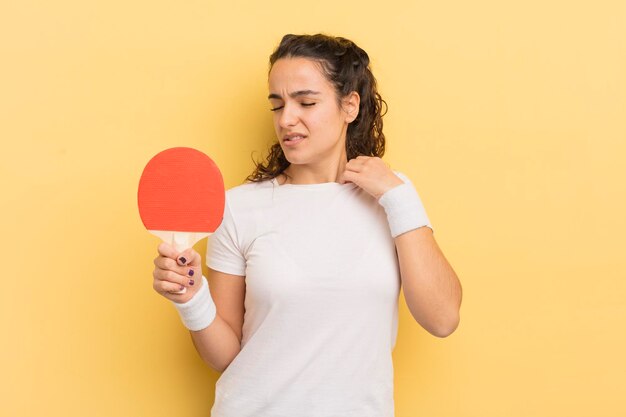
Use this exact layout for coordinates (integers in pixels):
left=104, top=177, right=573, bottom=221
left=179, top=257, right=187, bottom=265
left=188, top=269, right=194, bottom=277
left=189, top=279, right=195, bottom=286
left=179, top=285, right=185, bottom=291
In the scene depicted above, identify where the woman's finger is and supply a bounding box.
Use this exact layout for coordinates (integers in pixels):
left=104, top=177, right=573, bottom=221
left=176, top=248, right=202, bottom=267
left=157, top=242, right=178, bottom=259
left=154, top=278, right=186, bottom=295
left=154, top=255, right=189, bottom=274
left=153, top=268, right=189, bottom=287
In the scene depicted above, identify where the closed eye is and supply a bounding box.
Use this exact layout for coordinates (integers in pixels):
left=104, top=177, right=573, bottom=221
left=270, top=103, right=316, bottom=112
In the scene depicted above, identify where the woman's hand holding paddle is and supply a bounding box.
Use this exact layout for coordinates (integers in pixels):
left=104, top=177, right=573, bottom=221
left=153, top=242, right=203, bottom=304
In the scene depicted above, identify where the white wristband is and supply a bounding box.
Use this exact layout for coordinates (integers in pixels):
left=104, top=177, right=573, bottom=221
left=378, top=182, right=433, bottom=238
left=171, top=275, right=217, bottom=331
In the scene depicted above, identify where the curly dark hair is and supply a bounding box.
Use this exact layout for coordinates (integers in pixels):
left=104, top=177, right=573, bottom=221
left=245, top=33, right=388, bottom=183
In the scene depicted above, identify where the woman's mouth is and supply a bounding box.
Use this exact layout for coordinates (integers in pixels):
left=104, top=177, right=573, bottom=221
left=283, top=135, right=306, bottom=146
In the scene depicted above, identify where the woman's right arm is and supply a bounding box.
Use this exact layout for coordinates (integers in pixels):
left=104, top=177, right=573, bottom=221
left=153, top=243, right=246, bottom=373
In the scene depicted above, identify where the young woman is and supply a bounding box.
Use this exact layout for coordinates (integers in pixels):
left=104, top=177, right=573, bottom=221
left=152, top=33, right=462, bottom=417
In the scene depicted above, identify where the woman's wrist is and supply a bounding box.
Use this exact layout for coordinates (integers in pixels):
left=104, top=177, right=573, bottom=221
left=378, top=182, right=433, bottom=238
left=171, top=275, right=216, bottom=331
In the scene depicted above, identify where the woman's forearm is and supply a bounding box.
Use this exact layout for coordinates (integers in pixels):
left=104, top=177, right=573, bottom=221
left=395, top=226, right=462, bottom=337
left=190, top=314, right=241, bottom=373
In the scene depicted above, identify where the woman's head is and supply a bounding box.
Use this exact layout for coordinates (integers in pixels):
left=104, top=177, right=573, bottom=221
left=246, top=33, right=387, bottom=182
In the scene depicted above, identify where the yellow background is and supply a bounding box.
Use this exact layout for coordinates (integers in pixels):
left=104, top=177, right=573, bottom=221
left=1, top=1, right=625, bottom=416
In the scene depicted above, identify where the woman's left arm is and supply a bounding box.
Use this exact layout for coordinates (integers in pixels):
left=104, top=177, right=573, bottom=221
left=394, top=226, right=462, bottom=337
left=341, top=156, right=462, bottom=338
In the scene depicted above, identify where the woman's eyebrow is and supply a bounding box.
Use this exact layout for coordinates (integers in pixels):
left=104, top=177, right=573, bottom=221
left=267, top=90, right=321, bottom=100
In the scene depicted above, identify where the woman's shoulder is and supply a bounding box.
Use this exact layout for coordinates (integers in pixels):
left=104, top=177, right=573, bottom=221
left=224, top=177, right=275, bottom=204
left=228, top=175, right=275, bottom=190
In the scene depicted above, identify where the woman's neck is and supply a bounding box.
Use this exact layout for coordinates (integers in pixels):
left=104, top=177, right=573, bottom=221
left=280, top=159, right=347, bottom=185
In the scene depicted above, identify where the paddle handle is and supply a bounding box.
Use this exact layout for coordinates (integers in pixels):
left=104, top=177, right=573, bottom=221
left=171, top=234, right=190, bottom=294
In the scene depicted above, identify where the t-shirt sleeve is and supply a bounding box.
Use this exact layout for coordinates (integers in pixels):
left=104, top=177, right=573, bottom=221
left=205, top=196, right=246, bottom=276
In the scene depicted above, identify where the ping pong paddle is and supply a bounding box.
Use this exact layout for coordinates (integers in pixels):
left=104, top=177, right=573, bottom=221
left=138, top=147, right=225, bottom=294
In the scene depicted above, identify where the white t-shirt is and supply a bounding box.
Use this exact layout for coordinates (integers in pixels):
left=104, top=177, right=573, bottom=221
left=206, top=171, right=433, bottom=417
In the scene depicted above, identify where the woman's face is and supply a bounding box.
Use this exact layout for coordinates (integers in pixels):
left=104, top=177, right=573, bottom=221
left=268, top=57, right=358, bottom=166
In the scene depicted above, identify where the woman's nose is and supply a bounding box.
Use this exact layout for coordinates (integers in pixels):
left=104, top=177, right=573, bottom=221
left=278, top=103, right=298, bottom=128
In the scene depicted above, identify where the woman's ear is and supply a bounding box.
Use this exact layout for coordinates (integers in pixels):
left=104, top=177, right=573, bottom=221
left=342, top=91, right=360, bottom=123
